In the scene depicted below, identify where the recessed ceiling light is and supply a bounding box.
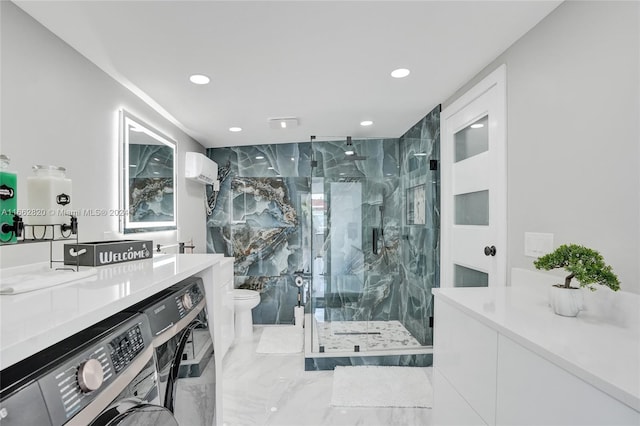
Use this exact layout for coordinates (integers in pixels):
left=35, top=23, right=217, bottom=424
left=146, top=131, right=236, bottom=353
left=414, top=153, right=428, bottom=157
left=268, top=167, right=275, bottom=170
left=345, top=150, right=355, bottom=156
left=360, top=120, right=373, bottom=127
left=391, top=68, right=410, bottom=78
left=189, top=74, right=210, bottom=85
left=229, top=127, right=242, bottom=132
left=290, top=157, right=295, bottom=161
left=255, top=156, right=264, bottom=160
left=470, top=123, right=484, bottom=129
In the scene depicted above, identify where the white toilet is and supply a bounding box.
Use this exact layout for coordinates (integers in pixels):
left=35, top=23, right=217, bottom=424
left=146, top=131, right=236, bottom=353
left=233, top=289, right=261, bottom=340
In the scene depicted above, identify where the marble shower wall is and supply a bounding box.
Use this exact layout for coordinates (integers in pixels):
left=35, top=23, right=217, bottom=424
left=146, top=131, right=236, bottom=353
left=207, top=143, right=312, bottom=324
left=397, top=105, right=441, bottom=345
left=309, top=105, right=440, bottom=349
left=206, top=103, right=440, bottom=334
left=310, top=138, right=403, bottom=325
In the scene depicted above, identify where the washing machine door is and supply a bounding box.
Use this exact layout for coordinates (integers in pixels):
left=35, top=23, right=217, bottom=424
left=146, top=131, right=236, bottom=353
left=163, top=319, right=204, bottom=412
left=92, top=403, right=178, bottom=426
left=90, top=398, right=178, bottom=426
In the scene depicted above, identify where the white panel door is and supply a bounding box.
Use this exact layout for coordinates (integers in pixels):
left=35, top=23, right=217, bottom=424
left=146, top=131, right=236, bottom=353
left=441, top=65, right=507, bottom=288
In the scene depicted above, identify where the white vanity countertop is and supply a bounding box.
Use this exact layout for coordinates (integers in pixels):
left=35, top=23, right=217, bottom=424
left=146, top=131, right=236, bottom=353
left=433, top=286, right=640, bottom=411
left=0, top=253, right=225, bottom=370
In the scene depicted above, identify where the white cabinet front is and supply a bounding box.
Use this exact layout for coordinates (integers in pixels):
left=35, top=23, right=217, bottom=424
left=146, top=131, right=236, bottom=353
left=433, top=367, right=488, bottom=425
left=496, top=334, right=640, bottom=426
left=433, top=288, right=640, bottom=426
left=434, top=300, right=498, bottom=424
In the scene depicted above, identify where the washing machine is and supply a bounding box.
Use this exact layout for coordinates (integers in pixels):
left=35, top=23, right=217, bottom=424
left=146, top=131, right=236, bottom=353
left=124, top=276, right=216, bottom=426
left=0, top=310, right=177, bottom=426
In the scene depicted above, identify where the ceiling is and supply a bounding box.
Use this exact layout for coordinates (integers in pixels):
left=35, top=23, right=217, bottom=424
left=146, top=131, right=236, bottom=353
left=14, top=1, right=562, bottom=148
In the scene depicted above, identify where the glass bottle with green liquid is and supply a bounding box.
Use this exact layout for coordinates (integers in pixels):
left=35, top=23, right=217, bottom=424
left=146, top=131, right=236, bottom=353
left=1, top=155, right=18, bottom=243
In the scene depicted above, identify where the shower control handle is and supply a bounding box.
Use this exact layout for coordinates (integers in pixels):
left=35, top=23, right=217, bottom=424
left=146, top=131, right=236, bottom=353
left=484, top=245, right=497, bottom=256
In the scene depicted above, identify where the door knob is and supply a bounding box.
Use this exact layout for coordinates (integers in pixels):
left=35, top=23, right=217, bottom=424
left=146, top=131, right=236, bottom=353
left=484, top=245, right=497, bottom=256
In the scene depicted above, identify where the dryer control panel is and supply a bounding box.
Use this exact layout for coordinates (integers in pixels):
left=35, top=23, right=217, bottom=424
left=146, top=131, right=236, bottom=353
left=174, top=279, right=205, bottom=318
left=109, top=323, right=145, bottom=373
left=37, top=313, right=153, bottom=425
left=138, top=277, right=206, bottom=337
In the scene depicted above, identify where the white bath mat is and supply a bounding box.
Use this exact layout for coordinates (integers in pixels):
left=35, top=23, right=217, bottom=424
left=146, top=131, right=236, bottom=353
left=331, top=366, right=432, bottom=408
left=256, top=326, right=303, bottom=354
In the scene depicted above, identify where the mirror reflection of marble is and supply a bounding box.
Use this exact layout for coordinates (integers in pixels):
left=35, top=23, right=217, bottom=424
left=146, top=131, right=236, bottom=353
left=120, top=110, right=177, bottom=233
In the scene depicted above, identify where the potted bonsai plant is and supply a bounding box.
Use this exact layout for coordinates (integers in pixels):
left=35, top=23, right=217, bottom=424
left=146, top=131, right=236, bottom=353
left=534, top=244, right=620, bottom=317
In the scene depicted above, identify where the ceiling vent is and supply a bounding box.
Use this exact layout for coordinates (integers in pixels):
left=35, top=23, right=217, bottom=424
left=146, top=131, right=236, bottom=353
left=268, top=117, right=298, bottom=129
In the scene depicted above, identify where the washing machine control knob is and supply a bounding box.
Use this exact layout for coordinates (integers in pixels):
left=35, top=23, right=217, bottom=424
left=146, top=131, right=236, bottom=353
left=181, top=293, right=193, bottom=310
left=77, top=358, right=104, bottom=393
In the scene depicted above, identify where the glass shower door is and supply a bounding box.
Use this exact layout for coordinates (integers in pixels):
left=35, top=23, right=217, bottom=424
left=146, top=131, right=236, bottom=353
left=309, top=137, right=428, bottom=354
left=310, top=176, right=370, bottom=353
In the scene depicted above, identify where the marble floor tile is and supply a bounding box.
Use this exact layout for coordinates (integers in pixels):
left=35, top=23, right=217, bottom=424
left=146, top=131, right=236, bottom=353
left=223, top=326, right=432, bottom=426
left=174, top=353, right=216, bottom=426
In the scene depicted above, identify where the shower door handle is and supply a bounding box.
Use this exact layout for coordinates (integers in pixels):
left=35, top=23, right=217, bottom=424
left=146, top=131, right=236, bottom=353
left=373, top=228, right=379, bottom=255
left=372, top=228, right=384, bottom=255
left=484, top=245, right=497, bottom=256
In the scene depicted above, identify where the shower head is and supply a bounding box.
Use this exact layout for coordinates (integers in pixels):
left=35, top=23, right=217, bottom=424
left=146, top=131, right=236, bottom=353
left=344, top=137, right=355, bottom=156
left=343, top=136, right=368, bottom=160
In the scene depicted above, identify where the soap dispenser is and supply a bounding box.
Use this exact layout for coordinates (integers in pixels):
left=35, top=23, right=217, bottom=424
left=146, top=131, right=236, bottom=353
left=26, top=165, right=72, bottom=238
left=0, top=155, right=18, bottom=243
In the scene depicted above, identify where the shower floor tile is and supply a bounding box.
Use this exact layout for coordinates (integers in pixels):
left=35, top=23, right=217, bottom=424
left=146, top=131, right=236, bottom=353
left=316, top=320, right=423, bottom=352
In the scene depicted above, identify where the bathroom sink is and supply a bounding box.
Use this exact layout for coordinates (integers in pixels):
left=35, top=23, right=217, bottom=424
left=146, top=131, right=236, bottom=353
left=0, top=263, right=97, bottom=295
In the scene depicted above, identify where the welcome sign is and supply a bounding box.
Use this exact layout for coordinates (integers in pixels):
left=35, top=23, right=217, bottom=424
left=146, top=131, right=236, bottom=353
left=64, top=240, right=153, bottom=267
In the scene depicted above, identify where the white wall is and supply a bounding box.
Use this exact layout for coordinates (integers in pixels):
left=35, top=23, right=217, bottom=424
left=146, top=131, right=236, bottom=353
left=0, top=2, right=208, bottom=268
left=444, top=1, right=640, bottom=293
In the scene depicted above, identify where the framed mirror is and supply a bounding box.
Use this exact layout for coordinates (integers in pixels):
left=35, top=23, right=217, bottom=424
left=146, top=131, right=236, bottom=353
left=120, top=110, right=177, bottom=233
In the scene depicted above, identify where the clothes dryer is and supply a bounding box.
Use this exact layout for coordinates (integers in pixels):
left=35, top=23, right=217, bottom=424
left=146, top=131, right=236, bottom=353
left=125, top=276, right=215, bottom=426
left=0, top=311, right=176, bottom=426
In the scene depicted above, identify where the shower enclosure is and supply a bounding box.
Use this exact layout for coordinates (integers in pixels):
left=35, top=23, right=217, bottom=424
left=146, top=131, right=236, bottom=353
left=307, top=131, right=439, bottom=364
left=205, top=106, right=441, bottom=369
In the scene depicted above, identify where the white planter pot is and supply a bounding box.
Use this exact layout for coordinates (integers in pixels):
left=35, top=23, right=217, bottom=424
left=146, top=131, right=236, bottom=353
left=549, top=285, right=584, bottom=317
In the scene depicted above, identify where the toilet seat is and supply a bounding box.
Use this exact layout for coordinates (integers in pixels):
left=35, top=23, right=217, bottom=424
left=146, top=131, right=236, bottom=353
left=234, top=289, right=259, bottom=300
